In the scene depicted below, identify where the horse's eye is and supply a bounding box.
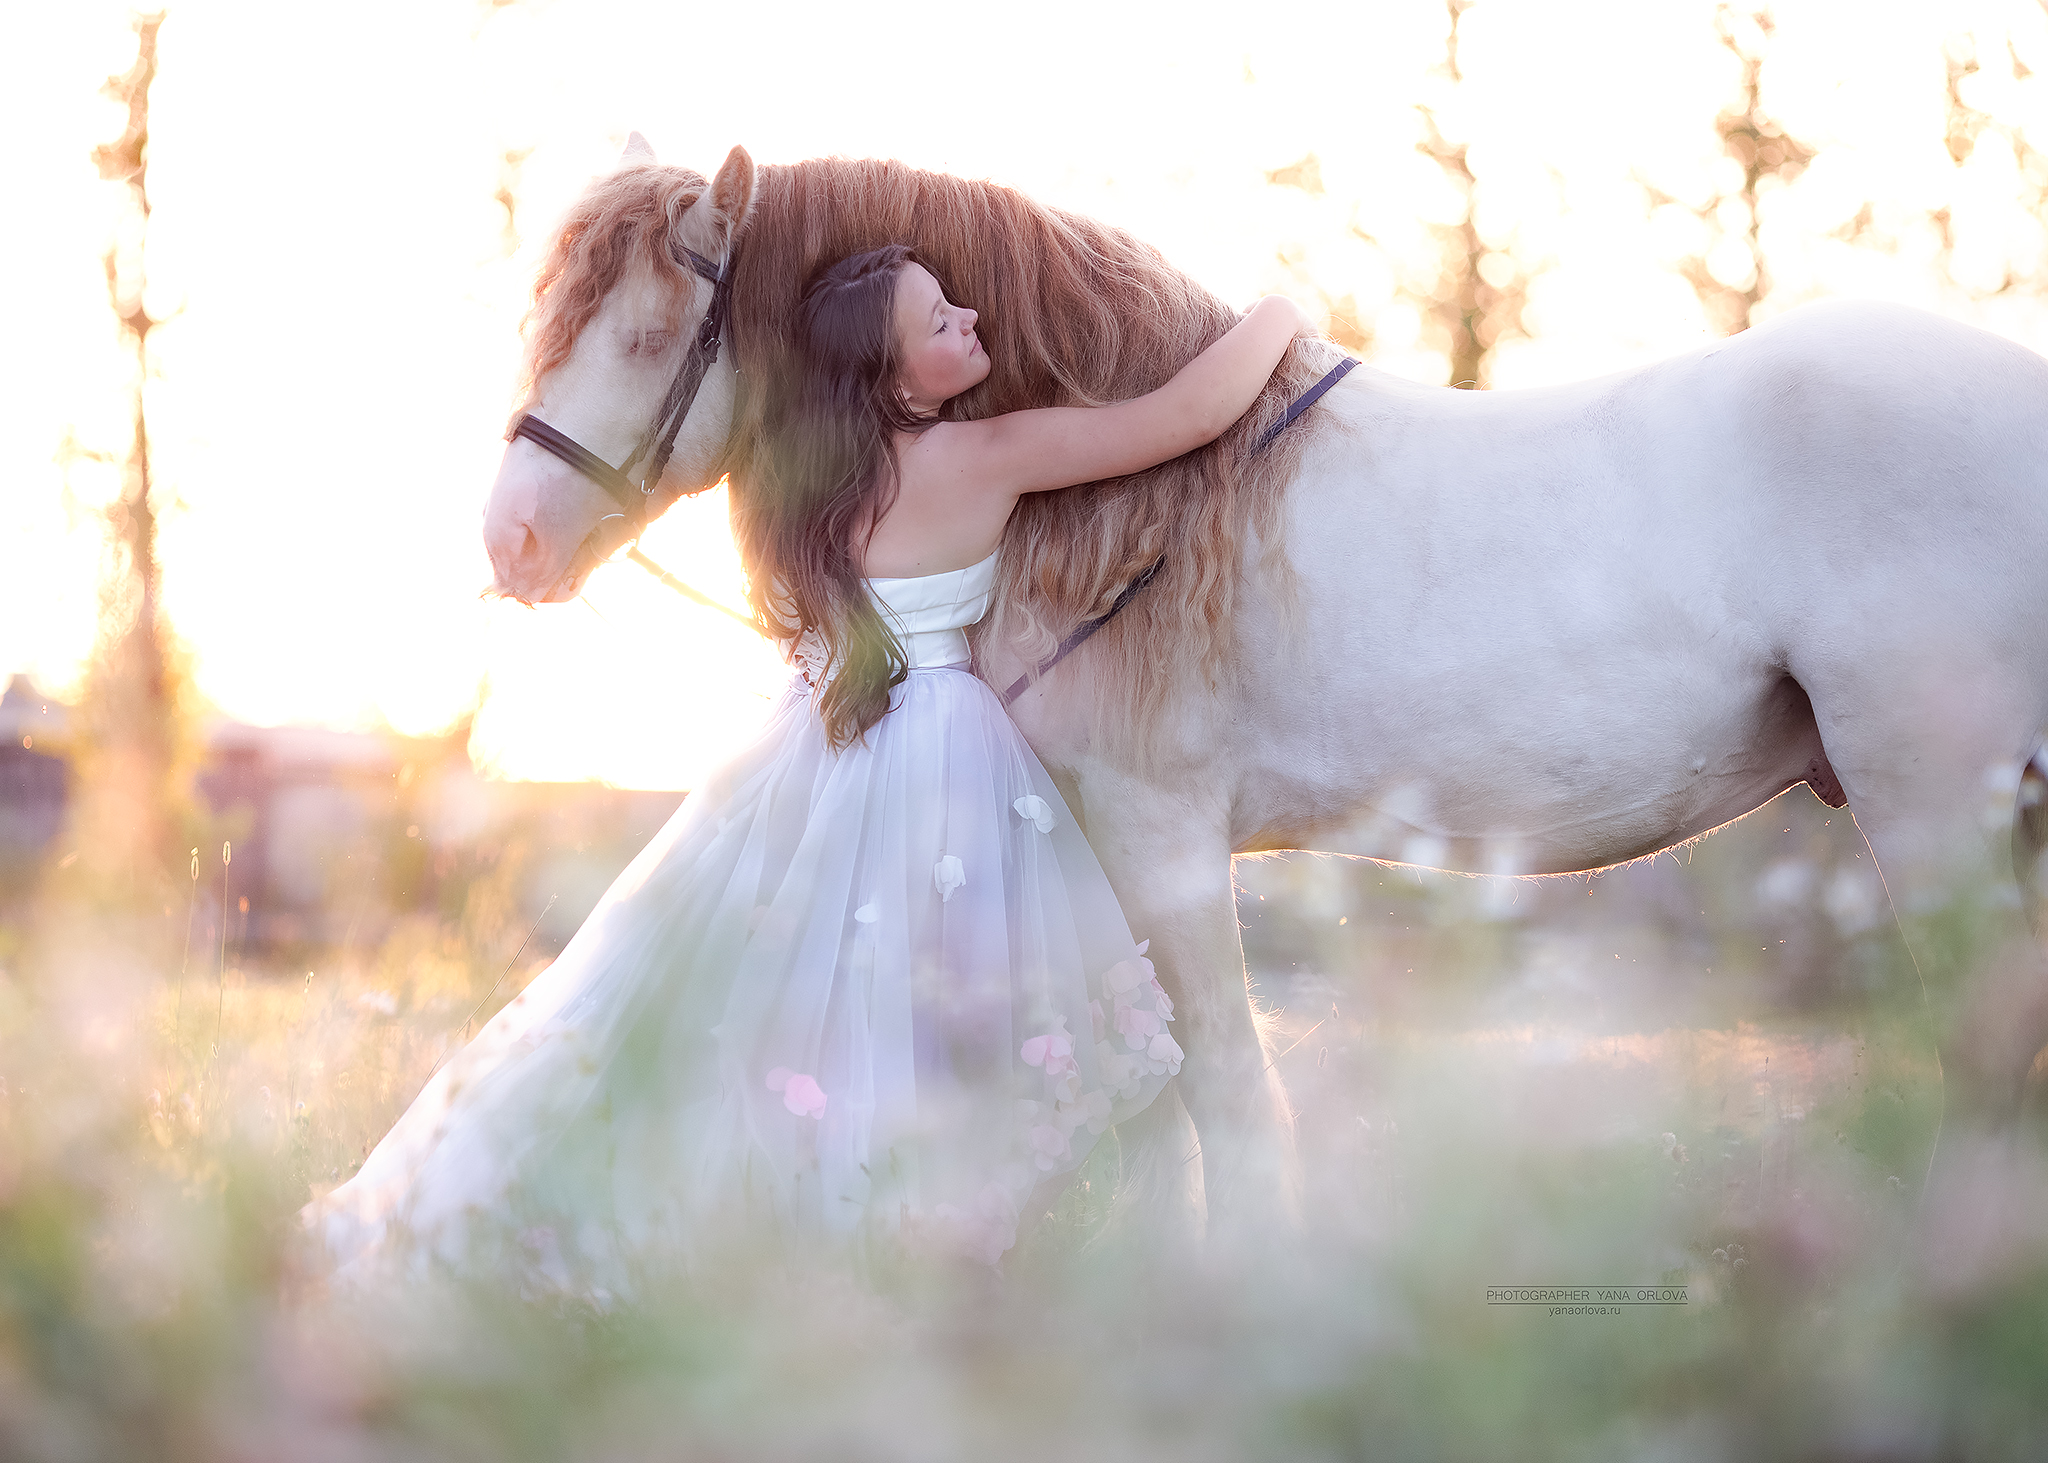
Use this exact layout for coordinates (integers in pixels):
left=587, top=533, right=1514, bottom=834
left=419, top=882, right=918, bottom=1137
left=634, top=330, right=673, bottom=356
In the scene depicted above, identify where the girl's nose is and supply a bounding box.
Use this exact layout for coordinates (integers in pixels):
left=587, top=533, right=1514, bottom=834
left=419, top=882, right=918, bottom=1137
left=959, top=307, right=978, bottom=333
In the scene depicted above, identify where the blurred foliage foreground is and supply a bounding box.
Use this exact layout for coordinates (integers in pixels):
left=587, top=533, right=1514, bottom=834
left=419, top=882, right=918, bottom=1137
left=3, top=788, right=2047, bottom=1462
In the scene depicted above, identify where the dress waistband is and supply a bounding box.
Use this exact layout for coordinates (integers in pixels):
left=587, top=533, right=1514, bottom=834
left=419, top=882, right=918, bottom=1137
left=791, top=659, right=974, bottom=695
left=897, top=626, right=972, bottom=669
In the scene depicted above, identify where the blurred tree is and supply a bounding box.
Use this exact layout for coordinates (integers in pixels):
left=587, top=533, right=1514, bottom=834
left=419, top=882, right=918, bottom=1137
left=493, top=146, right=533, bottom=258
left=62, top=11, right=198, bottom=914
left=1391, top=0, right=1539, bottom=388
left=1265, top=160, right=1375, bottom=356
left=1267, top=0, right=1540, bottom=387
left=1930, top=29, right=2048, bottom=295
left=1638, top=3, right=1817, bottom=336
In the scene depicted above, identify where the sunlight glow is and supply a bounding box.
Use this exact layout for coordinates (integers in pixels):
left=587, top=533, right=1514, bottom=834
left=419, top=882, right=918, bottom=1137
left=7, top=0, right=2048, bottom=787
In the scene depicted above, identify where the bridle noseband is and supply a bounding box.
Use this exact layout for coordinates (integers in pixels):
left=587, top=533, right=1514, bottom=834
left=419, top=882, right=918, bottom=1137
left=506, top=243, right=734, bottom=539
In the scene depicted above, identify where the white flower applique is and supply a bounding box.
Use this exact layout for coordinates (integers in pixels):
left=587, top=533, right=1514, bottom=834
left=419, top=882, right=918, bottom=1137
left=1096, top=1042, right=1144, bottom=1099
left=933, top=854, right=966, bottom=902
left=854, top=902, right=879, bottom=924
left=1013, top=795, right=1054, bottom=833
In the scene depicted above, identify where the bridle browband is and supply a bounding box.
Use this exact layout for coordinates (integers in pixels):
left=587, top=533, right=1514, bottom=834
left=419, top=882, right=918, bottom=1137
left=506, top=242, right=734, bottom=534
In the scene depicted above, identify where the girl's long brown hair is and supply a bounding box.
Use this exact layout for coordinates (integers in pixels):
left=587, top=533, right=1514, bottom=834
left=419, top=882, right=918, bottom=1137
left=731, top=245, right=933, bottom=747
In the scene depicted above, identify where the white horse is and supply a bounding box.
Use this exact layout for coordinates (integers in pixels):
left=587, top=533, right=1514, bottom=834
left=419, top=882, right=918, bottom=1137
left=484, top=141, right=2048, bottom=1234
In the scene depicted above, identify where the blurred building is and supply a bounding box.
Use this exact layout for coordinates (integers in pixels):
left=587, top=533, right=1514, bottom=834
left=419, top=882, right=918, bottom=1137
left=0, top=674, right=683, bottom=949
left=0, top=677, right=72, bottom=894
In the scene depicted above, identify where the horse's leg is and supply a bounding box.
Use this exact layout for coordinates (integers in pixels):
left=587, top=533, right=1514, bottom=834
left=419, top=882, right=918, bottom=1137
left=1073, top=773, right=1301, bottom=1240
left=1796, top=649, right=2048, bottom=1190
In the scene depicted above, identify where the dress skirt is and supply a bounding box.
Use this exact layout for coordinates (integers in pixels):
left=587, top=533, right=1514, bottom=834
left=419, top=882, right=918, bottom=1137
left=310, top=664, right=1181, bottom=1289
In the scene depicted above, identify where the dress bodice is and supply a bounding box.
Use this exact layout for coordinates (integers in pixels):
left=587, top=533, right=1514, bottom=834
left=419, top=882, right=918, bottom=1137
left=864, top=551, right=998, bottom=669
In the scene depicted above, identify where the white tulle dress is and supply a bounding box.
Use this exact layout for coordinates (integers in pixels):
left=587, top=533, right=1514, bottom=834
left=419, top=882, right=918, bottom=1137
left=309, top=552, right=1182, bottom=1288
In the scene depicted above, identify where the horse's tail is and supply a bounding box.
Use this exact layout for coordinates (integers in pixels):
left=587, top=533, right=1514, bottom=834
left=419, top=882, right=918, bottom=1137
left=1098, top=1079, right=1207, bottom=1248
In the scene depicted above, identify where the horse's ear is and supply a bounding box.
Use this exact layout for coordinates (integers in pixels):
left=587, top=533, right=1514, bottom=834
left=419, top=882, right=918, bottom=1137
left=707, top=145, right=756, bottom=237
left=621, top=131, right=657, bottom=166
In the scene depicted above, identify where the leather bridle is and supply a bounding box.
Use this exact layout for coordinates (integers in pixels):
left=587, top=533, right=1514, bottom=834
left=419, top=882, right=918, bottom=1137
left=506, top=243, right=734, bottom=549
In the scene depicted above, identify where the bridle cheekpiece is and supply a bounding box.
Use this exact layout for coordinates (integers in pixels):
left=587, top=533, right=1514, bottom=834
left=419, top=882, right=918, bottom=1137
left=506, top=242, right=735, bottom=556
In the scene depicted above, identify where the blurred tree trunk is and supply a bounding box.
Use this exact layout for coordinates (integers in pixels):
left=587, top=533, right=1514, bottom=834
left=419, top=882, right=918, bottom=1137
left=1389, top=0, right=1536, bottom=388
left=1930, top=30, right=2048, bottom=295
left=1640, top=4, right=1816, bottom=337
left=65, top=12, right=192, bottom=914
left=1264, top=2, right=1538, bottom=388
left=1410, top=102, right=1529, bottom=388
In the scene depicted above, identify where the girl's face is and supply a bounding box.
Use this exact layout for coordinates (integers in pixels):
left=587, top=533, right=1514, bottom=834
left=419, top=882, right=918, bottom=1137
left=891, top=263, right=987, bottom=415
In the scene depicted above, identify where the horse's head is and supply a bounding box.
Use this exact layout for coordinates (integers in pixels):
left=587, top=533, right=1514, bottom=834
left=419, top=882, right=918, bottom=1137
left=483, top=136, right=756, bottom=603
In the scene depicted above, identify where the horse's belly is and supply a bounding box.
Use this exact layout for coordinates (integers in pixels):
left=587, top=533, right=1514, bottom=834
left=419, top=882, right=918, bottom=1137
left=1235, top=675, right=1831, bottom=874
left=1228, top=562, right=1836, bottom=875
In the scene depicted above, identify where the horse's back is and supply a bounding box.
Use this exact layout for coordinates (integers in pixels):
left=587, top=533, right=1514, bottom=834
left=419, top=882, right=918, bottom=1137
left=1226, top=302, right=2048, bottom=870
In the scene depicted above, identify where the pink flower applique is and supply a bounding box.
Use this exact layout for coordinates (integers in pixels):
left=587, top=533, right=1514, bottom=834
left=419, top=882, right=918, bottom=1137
left=1020, top=1016, right=1077, bottom=1079
left=766, top=1067, right=828, bottom=1119
left=1101, top=940, right=1154, bottom=1001
left=1027, top=1123, right=1071, bottom=1171
left=1147, top=1031, right=1185, bottom=1073
left=1115, top=1001, right=1162, bottom=1049
left=1057, top=1089, right=1114, bottom=1137
left=1096, top=1043, right=1143, bottom=1099
left=1147, top=977, right=1174, bottom=1021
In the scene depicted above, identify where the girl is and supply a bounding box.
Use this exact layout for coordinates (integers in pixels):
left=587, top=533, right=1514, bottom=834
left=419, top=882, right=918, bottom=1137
left=311, top=247, right=1306, bottom=1285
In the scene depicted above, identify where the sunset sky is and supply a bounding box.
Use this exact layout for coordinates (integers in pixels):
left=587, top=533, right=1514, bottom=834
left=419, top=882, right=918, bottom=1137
left=7, top=0, right=2048, bottom=789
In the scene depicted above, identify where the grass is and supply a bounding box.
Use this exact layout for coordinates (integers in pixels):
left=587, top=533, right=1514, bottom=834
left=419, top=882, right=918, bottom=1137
left=2, top=787, right=2046, bottom=1460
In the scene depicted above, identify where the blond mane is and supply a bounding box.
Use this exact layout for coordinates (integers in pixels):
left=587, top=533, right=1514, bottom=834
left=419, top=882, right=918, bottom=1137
left=518, top=163, right=710, bottom=409
left=529, top=157, right=1335, bottom=747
